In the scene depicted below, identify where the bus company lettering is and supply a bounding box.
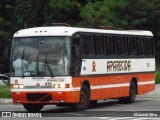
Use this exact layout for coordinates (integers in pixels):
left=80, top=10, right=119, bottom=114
left=107, top=60, right=131, bottom=72
left=50, top=78, right=65, bottom=82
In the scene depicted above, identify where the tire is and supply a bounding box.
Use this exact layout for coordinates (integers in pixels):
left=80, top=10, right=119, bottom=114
left=90, top=100, right=97, bottom=107
left=71, top=86, right=90, bottom=111
left=128, top=80, right=136, bottom=103
left=119, top=80, right=136, bottom=103
left=23, top=104, right=44, bottom=112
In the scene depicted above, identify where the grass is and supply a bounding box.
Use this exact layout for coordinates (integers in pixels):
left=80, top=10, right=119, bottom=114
left=0, top=86, right=11, bottom=98
left=156, top=62, right=160, bottom=84
left=156, top=71, right=160, bottom=84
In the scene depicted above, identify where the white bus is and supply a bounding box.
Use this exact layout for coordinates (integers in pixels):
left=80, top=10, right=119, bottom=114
left=10, top=26, right=155, bottom=112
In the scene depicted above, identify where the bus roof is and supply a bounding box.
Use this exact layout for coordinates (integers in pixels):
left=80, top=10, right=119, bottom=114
left=13, top=26, right=153, bottom=37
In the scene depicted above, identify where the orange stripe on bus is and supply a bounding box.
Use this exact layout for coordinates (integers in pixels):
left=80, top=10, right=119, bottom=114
left=11, top=73, right=154, bottom=104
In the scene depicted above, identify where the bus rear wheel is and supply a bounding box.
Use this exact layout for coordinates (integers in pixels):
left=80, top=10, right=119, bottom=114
left=23, top=104, right=44, bottom=112
left=71, top=86, right=90, bottom=111
left=128, top=80, right=136, bottom=103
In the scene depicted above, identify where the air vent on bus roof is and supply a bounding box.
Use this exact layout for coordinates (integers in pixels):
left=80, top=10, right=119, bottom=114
left=51, top=23, right=71, bottom=27
left=98, top=26, right=116, bottom=30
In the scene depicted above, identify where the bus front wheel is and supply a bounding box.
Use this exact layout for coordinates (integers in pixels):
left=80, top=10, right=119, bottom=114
left=71, top=85, right=90, bottom=111
left=23, top=104, right=44, bottom=112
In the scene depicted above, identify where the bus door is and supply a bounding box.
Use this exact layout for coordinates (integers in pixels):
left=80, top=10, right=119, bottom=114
left=71, top=34, right=82, bottom=75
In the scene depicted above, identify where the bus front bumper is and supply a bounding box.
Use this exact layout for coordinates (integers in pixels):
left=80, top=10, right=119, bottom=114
left=11, top=90, right=80, bottom=104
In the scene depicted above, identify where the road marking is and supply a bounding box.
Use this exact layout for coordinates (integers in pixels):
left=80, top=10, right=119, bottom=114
left=128, top=109, right=134, bottom=111
left=108, top=117, right=138, bottom=120
left=92, top=117, right=111, bottom=119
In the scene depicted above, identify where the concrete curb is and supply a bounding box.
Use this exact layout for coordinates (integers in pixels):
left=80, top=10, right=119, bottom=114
left=0, top=98, right=12, bottom=104
left=0, top=84, right=160, bottom=104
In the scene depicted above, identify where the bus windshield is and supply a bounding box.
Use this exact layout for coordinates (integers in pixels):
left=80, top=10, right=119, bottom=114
left=11, top=37, right=71, bottom=77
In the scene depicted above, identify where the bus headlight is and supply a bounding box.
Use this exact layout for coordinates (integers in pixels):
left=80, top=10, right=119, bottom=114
left=11, top=84, right=19, bottom=89
left=18, top=84, right=24, bottom=89
left=11, top=84, right=24, bottom=89
left=60, top=84, right=65, bottom=88
left=54, top=84, right=59, bottom=88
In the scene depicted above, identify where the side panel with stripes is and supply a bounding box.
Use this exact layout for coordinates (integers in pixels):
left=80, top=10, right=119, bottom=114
left=71, top=58, right=155, bottom=100
left=72, top=73, right=155, bottom=101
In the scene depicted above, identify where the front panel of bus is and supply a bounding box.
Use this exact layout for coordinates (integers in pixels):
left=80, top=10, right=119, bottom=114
left=10, top=36, right=80, bottom=104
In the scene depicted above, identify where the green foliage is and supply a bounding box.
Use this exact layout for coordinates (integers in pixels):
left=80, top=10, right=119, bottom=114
left=0, top=1, right=15, bottom=42
left=47, top=0, right=81, bottom=25
left=15, top=0, right=49, bottom=28
left=156, top=62, right=160, bottom=84
left=79, top=0, right=123, bottom=27
left=0, top=86, right=11, bottom=98
left=78, top=0, right=155, bottom=29
left=0, top=17, right=12, bottom=42
left=156, top=71, right=160, bottom=84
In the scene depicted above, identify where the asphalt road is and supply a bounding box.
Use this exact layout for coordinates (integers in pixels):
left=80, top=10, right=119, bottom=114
left=0, top=97, right=160, bottom=120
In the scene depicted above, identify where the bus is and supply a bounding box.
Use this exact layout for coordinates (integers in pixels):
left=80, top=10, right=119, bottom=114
left=10, top=26, right=155, bottom=112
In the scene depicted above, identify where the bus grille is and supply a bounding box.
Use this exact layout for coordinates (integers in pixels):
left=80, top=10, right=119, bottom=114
left=26, top=93, right=52, bottom=102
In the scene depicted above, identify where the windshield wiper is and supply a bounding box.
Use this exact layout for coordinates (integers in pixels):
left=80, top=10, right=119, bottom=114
left=36, top=40, right=41, bottom=76
left=45, top=53, right=54, bottom=77
left=22, top=48, right=25, bottom=78
left=10, top=47, right=14, bottom=76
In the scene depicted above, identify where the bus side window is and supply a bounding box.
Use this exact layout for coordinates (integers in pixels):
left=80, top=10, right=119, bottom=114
left=93, top=35, right=103, bottom=56
left=101, top=35, right=106, bottom=56
left=137, top=37, right=144, bottom=56
left=117, top=36, right=125, bottom=55
left=82, top=34, right=93, bottom=56
left=146, top=37, right=153, bottom=56
left=105, top=36, right=108, bottom=56
left=106, top=36, right=115, bottom=56
left=134, top=37, right=138, bottom=56
left=124, top=37, right=128, bottom=55
left=127, top=37, right=136, bottom=56
left=143, top=37, right=147, bottom=55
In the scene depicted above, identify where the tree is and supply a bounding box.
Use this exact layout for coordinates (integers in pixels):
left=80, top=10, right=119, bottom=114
left=78, top=0, right=129, bottom=28
left=15, top=0, right=49, bottom=28
left=46, top=0, right=81, bottom=26
left=151, top=0, right=160, bottom=61
left=0, top=0, right=15, bottom=41
left=78, top=0, right=155, bottom=30
left=14, top=0, right=84, bottom=27
left=0, top=0, right=15, bottom=72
